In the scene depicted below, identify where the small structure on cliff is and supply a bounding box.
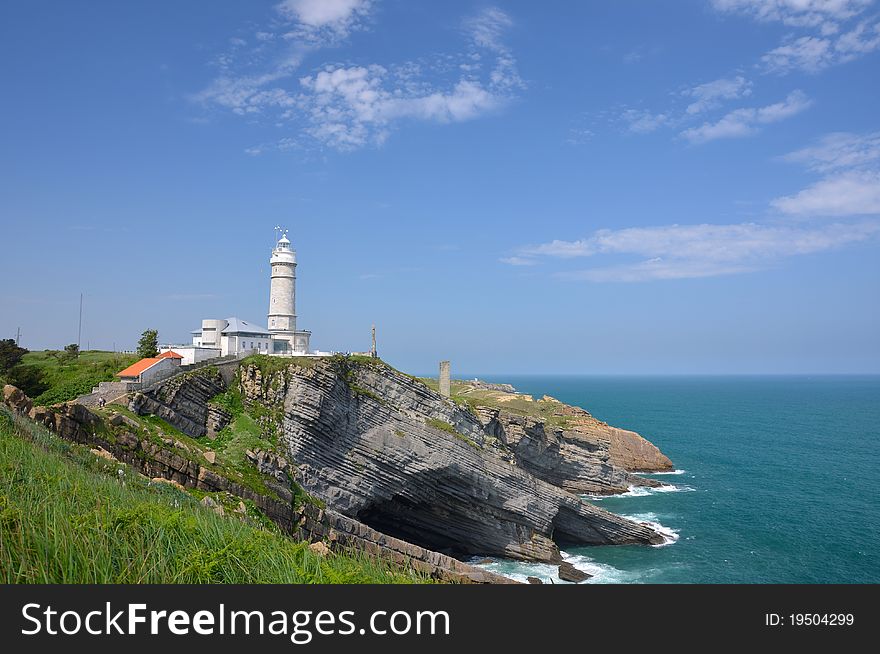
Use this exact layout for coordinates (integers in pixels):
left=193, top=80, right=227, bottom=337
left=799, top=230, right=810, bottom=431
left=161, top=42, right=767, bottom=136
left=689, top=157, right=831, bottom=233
left=116, top=351, right=182, bottom=386
left=439, top=360, right=451, bottom=398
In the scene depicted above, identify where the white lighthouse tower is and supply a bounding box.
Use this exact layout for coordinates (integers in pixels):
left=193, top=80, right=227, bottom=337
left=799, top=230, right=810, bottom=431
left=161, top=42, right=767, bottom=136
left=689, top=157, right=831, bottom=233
left=268, top=229, right=311, bottom=354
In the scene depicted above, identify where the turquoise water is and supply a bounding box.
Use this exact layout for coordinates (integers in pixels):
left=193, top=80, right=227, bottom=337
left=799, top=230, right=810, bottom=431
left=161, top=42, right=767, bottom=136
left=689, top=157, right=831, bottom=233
left=472, top=376, right=880, bottom=583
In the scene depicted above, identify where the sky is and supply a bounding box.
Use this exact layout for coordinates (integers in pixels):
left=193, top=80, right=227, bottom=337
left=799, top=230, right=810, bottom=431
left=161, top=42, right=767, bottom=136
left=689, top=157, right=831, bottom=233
left=1, top=0, right=879, bottom=375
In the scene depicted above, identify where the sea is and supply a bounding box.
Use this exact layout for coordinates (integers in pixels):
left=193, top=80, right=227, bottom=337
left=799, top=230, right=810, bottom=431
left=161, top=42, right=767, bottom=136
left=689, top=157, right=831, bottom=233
left=468, top=375, right=880, bottom=584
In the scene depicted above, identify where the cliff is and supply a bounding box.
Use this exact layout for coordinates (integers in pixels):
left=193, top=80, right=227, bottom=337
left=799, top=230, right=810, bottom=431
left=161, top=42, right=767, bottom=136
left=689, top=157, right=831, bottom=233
left=224, top=356, right=668, bottom=560
left=4, top=355, right=674, bottom=577
left=3, top=383, right=510, bottom=583
left=429, top=380, right=673, bottom=476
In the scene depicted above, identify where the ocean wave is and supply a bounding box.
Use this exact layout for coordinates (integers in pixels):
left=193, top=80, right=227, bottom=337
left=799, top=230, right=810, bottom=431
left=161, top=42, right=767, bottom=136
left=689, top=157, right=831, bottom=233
left=645, top=469, right=687, bottom=476
left=469, top=553, right=637, bottom=584
left=584, top=483, right=694, bottom=500
left=618, top=512, right=680, bottom=547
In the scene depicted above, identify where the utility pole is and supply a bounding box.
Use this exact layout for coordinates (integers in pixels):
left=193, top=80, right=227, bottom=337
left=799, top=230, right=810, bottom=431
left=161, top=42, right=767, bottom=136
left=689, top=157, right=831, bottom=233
left=77, top=293, right=83, bottom=357
left=371, top=324, right=377, bottom=359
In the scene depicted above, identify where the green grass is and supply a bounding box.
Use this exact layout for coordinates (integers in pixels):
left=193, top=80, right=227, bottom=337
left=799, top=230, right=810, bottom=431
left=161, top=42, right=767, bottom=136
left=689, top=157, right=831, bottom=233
left=14, top=350, right=139, bottom=406
left=240, top=354, right=318, bottom=376
left=209, top=384, right=244, bottom=415
left=347, top=354, right=385, bottom=367
left=420, top=378, right=580, bottom=429
left=200, top=413, right=282, bottom=499
left=97, top=403, right=289, bottom=503
left=425, top=418, right=479, bottom=449
left=0, top=407, right=430, bottom=584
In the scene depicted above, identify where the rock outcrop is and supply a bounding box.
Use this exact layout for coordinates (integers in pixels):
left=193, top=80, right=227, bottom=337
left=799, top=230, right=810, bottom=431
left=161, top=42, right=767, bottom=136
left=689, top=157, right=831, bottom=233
left=3, top=384, right=32, bottom=416
left=475, top=406, right=655, bottom=495
left=299, top=504, right=516, bottom=584
left=233, top=357, right=665, bottom=562
left=558, top=561, right=592, bottom=583
left=540, top=396, right=673, bottom=472
left=129, top=367, right=227, bottom=438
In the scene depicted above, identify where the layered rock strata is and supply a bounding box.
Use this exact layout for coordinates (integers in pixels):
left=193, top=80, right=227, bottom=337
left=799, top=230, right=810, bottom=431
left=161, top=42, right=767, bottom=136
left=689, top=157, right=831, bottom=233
left=231, top=358, right=666, bottom=561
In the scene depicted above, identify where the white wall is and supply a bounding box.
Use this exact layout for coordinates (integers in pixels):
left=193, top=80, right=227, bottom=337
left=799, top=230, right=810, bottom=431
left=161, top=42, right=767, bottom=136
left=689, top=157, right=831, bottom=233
left=159, top=347, right=221, bottom=366
left=140, top=357, right=179, bottom=386
left=225, top=335, right=271, bottom=355
left=269, top=262, right=296, bottom=333
left=200, top=319, right=228, bottom=351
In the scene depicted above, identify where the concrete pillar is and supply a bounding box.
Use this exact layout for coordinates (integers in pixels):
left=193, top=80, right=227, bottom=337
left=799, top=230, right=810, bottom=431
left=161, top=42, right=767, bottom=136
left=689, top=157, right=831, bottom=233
left=439, top=360, right=451, bottom=398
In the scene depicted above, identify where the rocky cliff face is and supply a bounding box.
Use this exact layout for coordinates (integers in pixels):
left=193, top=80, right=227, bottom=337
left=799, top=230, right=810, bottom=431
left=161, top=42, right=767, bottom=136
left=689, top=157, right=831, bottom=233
left=234, top=357, right=666, bottom=561
left=474, top=406, right=637, bottom=494
left=129, top=367, right=227, bottom=438
left=540, top=396, right=673, bottom=473
left=117, top=356, right=674, bottom=564
left=3, top=386, right=511, bottom=584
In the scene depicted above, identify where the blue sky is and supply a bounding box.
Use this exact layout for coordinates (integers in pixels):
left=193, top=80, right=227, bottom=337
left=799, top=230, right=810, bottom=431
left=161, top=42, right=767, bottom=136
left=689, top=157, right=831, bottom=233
left=1, top=0, right=879, bottom=374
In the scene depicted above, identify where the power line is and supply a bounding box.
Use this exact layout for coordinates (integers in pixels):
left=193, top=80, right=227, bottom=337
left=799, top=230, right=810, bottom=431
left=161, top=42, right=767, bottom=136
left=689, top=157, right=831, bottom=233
left=77, top=293, right=83, bottom=355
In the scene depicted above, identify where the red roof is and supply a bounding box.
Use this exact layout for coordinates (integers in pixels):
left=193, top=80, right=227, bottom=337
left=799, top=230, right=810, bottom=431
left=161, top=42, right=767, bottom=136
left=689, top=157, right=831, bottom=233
left=158, top=351, right=183, bottom=359
left=117, top=358, right=162, bottom=379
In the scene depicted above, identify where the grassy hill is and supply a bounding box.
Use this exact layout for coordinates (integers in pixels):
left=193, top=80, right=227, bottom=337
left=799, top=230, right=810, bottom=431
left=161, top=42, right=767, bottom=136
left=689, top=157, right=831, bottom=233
left=0, top=406, right=429, bottom=584
left=14, top=349, right=138, bottom=406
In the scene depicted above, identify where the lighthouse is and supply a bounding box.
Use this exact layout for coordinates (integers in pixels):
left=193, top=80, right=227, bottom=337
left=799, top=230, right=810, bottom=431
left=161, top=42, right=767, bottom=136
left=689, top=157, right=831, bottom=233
left=268, top=230, right=311, bottom=354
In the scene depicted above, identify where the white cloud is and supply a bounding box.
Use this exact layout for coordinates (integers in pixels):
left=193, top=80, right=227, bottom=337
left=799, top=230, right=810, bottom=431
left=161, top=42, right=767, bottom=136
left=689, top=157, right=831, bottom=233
left=506, top=221, right=880, bottom=281
left=680, top=90, right=811, bottom=143
left=559, top=259, right=764, bottom=282
left=762, top=20, right=880, bottom=72
left=685, top=76, right=753, bottom=114
left=711, top=0, right=871, bottom=29
left=196, top=5, right=521, bottom=151
left=293, top=7, right=521, bottom=149
left=499, top=256, right=537, bottom=266
left=835, top=18, right=880, bottom=55
left=772, top=170, right=880, bottom=215
left=194, top=70, right=300, bottom=115
left=297, top=63, right=505, bottom=149
left=762, top=35, right=835, bottom=72
left=463, top=6, right=513, bottom=52
left=276, top=0, right=372, bottom=41
left=622, top=109, right=670, bottom=134
left=774, top=131, right=880, bottom=217
left=782, top=131, right=880, bottom=171
left=712, top=1, right=880, bottom=73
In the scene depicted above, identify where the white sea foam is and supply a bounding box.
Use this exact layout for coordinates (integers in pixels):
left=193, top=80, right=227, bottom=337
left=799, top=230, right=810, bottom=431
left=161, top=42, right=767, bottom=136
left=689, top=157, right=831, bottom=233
left=468, top=558, right=561, bottom=585
left=651, top=483, right=694, bottom=493
left=469, top=552, right=638, bottom=585
left=647, top=469, right=687, bottom=476
left=584, top=483, right=693, bottom=501
left=619, top=512, right=680, bottom=547
left=469, top=516, right=679, bottom=583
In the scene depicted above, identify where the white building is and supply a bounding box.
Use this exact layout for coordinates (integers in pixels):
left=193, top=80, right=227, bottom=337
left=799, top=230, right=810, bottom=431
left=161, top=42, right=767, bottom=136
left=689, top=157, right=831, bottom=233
left=190, top=317, right=274, bottom=356
left=188, top=231, right=312, bottom=357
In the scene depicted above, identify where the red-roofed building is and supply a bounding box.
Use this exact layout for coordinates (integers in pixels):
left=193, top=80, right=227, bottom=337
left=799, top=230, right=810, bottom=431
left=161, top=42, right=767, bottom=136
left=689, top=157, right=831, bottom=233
left=116, top=354, right=181, bottom=386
